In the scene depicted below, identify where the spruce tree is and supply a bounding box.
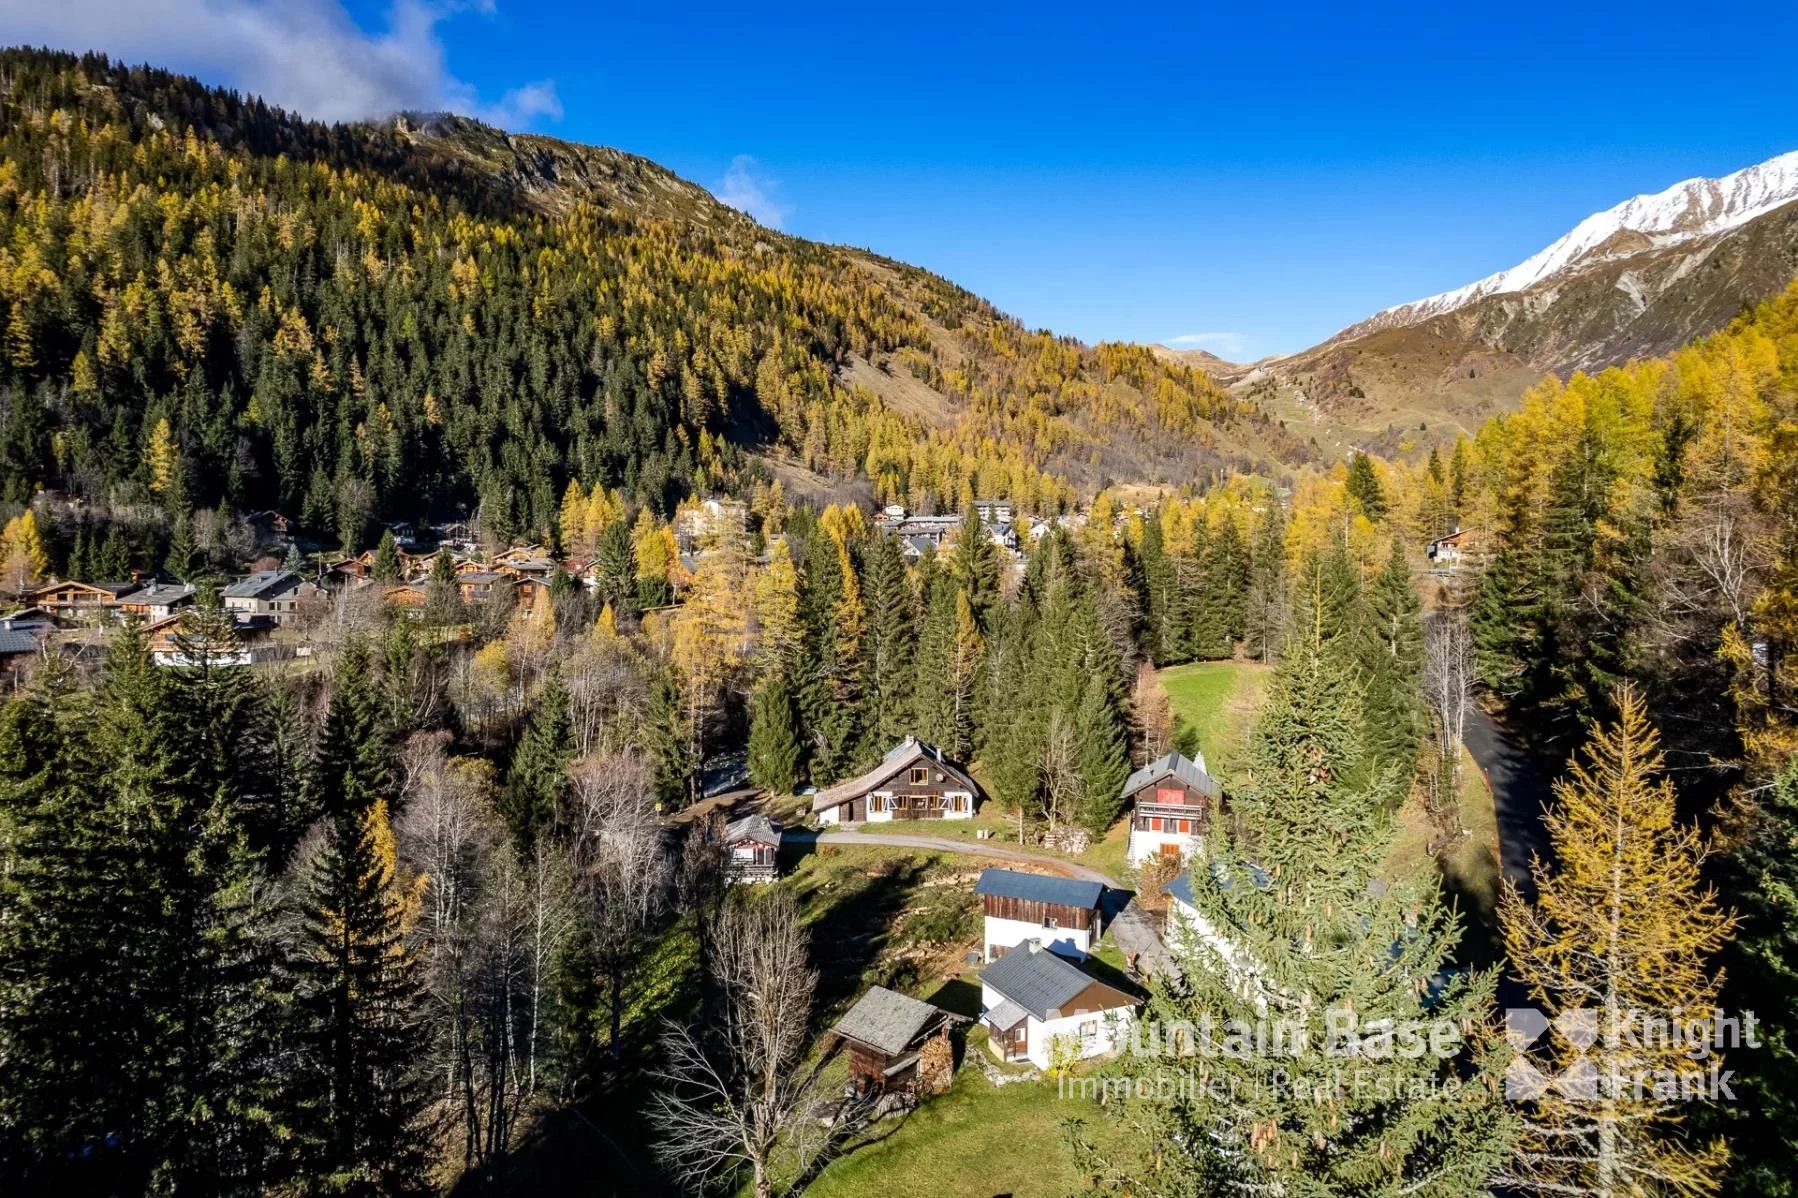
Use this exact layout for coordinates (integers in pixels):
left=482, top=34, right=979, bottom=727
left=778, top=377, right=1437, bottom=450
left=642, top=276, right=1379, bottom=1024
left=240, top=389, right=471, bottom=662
left=290, top=798, right=428, bottom=1193
left=304, top=638, right=387, bottom=831
left=501, top=669, right=573, bottom=848
left=371, top=529, right=400, bottom=583
left=949, top=503, right=1000, bottom=629
left=1346, top=450, right=1388, bottom=520
left=165, top=510, right=197, bottom=581
left=747, top=676, right=801, bottom=794
left=858, top=533, right=916, bottom=752
left=642, top=669, right=692, bottom=806
left=1243, top=505, right=1287, bottom=662
left=1359, top=537, right=1425, bottom=791
left=1076, top=597, right=1511, bottom=1195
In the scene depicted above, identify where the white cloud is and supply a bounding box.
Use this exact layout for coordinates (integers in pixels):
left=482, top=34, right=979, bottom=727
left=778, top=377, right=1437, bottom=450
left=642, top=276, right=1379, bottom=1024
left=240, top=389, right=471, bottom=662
left=0, top=0, right=562, bottom=128
left=717, top=155, right=792, bottom=229
left=1162, top=331, right=1252, bottom=359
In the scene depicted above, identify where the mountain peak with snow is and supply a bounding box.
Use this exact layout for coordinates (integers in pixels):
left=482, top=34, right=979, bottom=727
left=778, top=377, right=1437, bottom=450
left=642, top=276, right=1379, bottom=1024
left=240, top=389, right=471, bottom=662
left=1336, top=150, right=1798, bottom=340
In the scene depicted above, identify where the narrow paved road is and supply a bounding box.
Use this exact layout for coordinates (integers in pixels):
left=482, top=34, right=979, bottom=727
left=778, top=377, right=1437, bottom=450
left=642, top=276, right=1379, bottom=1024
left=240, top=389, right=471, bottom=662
left=796, top=828, right=1171, bottom=973
left=1462, top=704, right=1553, bottom=896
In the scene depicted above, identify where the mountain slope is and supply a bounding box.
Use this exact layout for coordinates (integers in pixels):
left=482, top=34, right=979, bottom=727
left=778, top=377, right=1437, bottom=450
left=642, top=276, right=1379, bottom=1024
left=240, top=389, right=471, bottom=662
left=0, top=48, right=1301, bottom=545
left=1246, top=152, right=1798, bottom=456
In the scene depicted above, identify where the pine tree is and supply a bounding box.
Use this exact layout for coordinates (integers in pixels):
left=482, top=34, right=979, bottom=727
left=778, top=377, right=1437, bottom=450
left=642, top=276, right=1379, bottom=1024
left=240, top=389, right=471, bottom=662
left=1135, top=514, right=1182, bottom=664
left=501, top=670, right=573, bottom=848
left=594, top=518, right=638, bottom=620
left=1499, top=689, right=1733, bottom=1197
left=1071, top=670, right=1130, bottom=832
left=1359, top=537, right=1425, bottom=791
left=424, top=550, right=461, bottom=625
left=1076, top=601, right=1510, bottom=1195
left=858, top=533, right=915, bottom=752
left=290, top=798, right=428, bottom=1192
left=747, top=676, right=801, bottom=794
left=1346, top=450, right=1388, bottom=520
left=1714, top=755, right=1798, bottom=1196
left=949, top=503, right=1000, bottom=629
left=304, top=638, right=387, bottom=830
left=371, top=528, right=400, bottom=583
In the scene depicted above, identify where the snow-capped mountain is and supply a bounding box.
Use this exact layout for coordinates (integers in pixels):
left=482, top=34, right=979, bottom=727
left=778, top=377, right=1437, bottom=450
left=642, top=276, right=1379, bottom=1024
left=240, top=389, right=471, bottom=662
left=1238, top=150, right=1798, bottom=458
left=1336, top=151, right=1798, bottom=341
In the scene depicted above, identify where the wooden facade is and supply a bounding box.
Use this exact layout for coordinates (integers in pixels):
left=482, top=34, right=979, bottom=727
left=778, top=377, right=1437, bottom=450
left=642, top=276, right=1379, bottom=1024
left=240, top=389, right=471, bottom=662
left=980, top=893, right=1098, bottom=938
left=811, top=738, right=981, bottom=825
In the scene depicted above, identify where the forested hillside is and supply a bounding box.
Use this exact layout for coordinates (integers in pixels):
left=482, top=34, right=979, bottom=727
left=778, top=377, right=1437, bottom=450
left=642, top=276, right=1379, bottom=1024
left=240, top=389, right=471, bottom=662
left=0, top=48, right=1296, bottom=564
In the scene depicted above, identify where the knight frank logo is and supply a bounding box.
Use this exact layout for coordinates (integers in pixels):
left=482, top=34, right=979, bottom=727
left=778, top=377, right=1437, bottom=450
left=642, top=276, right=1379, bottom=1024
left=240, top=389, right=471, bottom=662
left=1503, top=1007, right=1757, bottom=1103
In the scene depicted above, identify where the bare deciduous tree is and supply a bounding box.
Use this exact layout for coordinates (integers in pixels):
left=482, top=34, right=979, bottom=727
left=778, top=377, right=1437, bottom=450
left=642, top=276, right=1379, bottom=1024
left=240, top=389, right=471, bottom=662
left=1424, top=610, right=1474, bottom=838
left=566, top=750, right=670, bottom=1056
left=650, top=890, right=830, bottom=1198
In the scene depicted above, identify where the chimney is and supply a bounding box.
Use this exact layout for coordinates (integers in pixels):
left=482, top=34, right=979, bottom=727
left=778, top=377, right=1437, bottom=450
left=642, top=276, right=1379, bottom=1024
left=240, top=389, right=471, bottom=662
left=1026, top=938, right=1043, bottom=955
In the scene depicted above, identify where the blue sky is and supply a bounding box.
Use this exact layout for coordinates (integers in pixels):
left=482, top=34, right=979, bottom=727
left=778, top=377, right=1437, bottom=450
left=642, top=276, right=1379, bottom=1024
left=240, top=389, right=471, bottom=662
left=10, top=1, right=1798, bottom=357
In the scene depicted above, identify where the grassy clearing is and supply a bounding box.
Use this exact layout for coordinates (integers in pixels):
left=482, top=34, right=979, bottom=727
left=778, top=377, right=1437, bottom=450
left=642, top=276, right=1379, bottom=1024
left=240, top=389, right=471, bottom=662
left=1158, top=659, right=1273, bottom=783
left=1388, top=747, right=1504, bottom=965
left=802, top=1066, right=1112, bottom=1198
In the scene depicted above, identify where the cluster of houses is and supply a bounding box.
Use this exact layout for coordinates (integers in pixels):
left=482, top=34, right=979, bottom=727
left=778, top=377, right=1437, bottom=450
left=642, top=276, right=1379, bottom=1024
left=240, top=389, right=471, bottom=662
left=715, top=733, right=1225, bottom=1089
left=871, top=499, right=1082, bottom=563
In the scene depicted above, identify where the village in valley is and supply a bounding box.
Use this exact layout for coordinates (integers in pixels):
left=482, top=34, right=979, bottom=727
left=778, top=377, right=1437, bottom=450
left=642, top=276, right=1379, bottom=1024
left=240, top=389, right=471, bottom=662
left=0, top=477, right=1498, bottom=1195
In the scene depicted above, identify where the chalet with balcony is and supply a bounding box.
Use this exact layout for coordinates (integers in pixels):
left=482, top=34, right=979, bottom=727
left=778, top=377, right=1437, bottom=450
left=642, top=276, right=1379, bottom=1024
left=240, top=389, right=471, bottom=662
left=382, top=583, right=430, bottom=617
left=1426, top=527, right=1472, bottom=565
left=723, top=812, right=782, bottom=883
left=1123, top=751, right=1219, bottom=867
left=30, top=579, right=142, bottom=625
left=810, top=737, right=980, bottom=825
left=979, top=939, right=1137, bottom=1069
left=831, top=986, right=955, bottom=1094
left=455, top=571, right=507, bottom=605
left=975, top=868, right=1105, bottom=962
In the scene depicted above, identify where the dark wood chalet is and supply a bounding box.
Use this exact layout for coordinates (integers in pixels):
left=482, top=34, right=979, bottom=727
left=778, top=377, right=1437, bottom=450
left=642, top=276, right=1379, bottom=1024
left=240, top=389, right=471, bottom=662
left=832, top=986, right=953, bottom=1094
left=1123, top=751, right=1220, bottom=867
left=974, top=868, right=1106, bottom=961
left=723, top=812, right=782, bottom=883
left=810, top=736, right=980, bottom=824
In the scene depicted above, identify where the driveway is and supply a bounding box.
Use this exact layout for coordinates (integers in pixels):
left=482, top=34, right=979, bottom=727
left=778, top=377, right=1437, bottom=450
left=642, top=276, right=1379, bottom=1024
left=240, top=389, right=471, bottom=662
left=1462, top=704, right=1554, bottom=896
left=796, top=827, right=1171, bottom=973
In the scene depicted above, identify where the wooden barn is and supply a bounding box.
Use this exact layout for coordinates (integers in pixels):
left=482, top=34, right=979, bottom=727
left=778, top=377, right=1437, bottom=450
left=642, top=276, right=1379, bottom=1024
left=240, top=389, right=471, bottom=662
left=831, top=986, right=953, bottom=1094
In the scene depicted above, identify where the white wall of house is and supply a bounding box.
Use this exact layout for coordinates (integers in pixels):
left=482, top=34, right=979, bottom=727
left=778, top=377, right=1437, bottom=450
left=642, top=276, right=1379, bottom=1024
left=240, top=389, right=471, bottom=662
left=1126, top=828, right=1203, bottom=867
left=983, top=915, right=1092, bottom=961
left=815, top=803, right=841, bottom=826
left=979, top=982, right=1133, bottom=1069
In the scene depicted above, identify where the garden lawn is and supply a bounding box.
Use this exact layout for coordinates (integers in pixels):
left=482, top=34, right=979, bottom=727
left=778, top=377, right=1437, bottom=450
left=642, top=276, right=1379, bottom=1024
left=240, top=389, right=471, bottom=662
left=1157, top=659, right=1273, bottom=783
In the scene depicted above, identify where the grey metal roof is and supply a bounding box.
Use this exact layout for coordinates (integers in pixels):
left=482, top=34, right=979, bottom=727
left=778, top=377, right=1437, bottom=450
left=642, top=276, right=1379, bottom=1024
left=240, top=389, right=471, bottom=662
left=1164, top=870, right=1196, bottom=907
left=983, top=999, right=1028, bottom=1032
left=133, top=584, right=195, bottom=607
left=221, top=570, right=299, bottom=600
left=832, top=986, right=941, bottom=1056
left=1122, top=752, right=1219, bottom=800
left=973, top=868, right=1103, bottom=911
left=981, top=945, right=1132, bottom=1021
left=724, top=812, right=782, bottom=845
left=0, top=629, right=37, bottom=654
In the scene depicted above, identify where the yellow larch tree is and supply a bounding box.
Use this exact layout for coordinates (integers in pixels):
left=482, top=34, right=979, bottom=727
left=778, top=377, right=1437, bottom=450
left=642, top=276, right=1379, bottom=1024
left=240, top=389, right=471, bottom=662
left=1499, top=687, right=1735, bottom=1198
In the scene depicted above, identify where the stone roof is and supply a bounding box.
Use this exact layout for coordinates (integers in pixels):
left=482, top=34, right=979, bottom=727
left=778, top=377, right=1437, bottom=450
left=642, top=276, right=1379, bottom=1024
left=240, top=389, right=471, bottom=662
left=832, top=986, right=942, bottom=1057
left=222, top=570, right=300, bottom=600
left=724, top=812, right=782, bottom=846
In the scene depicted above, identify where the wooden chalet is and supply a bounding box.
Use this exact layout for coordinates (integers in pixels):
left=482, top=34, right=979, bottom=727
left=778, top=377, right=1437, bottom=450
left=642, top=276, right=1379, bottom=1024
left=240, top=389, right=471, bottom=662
left=810, top=737, right=981, bottom=825
left=119, top=583, right=196, bottom=622
left=1123, top=751, right=1219, bottom=867
left=514, top=575, right=550, bottom=616
left=723, top=812, right=782, bottom=883
left=975, top=868, right=1105, bottom=962
left=30, top=579, right=142, bottom=625
left=832, top=986, right=954, bottom=1094
left=383, top=583, right=430, bottom=617
left=1426, top=527, right=1472, bottom=565
left=455, top=571, right=508, bottom=605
